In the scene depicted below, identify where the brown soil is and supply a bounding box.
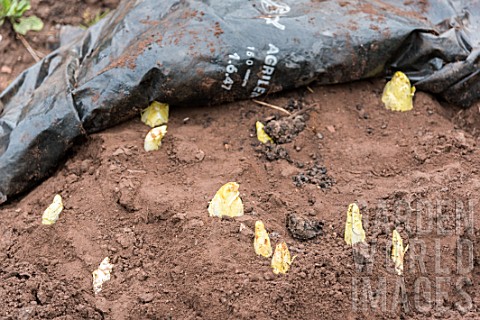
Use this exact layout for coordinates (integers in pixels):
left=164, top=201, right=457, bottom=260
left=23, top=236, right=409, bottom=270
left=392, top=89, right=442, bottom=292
left=2, top=2, right=480, bottom=320
left=1, top=80, right=480, bottom=319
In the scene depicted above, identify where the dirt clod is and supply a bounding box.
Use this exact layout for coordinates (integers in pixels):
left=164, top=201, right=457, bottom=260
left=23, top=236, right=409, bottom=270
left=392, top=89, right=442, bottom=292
left=286, top=213, right=324, bottom=240
left=264, top=114, right=308, bottom=144
left=255, top=143, right=291, bottom=162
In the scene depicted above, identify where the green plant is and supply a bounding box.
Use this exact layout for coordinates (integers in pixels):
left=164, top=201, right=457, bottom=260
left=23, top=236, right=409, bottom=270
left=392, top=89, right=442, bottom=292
left=0, top=0, right=43, bottom=35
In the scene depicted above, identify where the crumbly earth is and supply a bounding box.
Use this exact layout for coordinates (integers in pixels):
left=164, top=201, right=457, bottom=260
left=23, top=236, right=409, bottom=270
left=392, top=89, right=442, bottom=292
left=2, top=2, right=480, bottom=320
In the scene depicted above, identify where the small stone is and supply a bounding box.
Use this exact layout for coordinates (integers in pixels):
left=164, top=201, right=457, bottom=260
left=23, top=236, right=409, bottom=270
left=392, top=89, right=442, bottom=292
left=66, top=173, right=79, bottom=184
left=1, top=65, right=12, bottom=74
left=195, top=150, right=205, bottom=161
left=269, top=231, right=280, bottom=239
left=116, top=235, right=133, bottom=249
left=264, top=272, right=274, bottom=281
left=413, top=150, right=428, bottom=163
left=138, top=293, right=154, bottom=303
left=171, top=213, right=186, bottom=223
left=326, top=125, right=335, bottom=133
left=250, top=274, right=261, bottom=282
left=80, top=159, right=93, bottom=173
left=454, top=131, right=468, bottom=147
left=112, top=148, right=125, bottom=156
left=356, top=105, right=369, bottom=119
left=18, top=306, right=36, bottom=319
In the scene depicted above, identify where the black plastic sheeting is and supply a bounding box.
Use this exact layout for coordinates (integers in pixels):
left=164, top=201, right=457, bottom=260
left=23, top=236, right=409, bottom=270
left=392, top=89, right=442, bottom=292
left=0, top=0, right=479, bottom=204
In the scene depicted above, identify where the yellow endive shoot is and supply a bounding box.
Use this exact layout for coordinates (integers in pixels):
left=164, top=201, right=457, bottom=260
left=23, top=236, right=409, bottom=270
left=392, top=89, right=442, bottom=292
left=344, top=203, right=366, bottom=245
left=92, top=257, right=114, bottom=294
left=254, top=221, right=273, bottom=257
left=144, top=125, right=167, bottom=152
left=41, top=194, right=64, bottom=225
left=208, top=182, right=244, bottom=218
left=256, top=121, right=274, bottom=144
left=271, top=241, right=296, bottom=274
left=141, top=101, right=169, bottom=127
left=391, top=229, right=409, bottom=276
left=382, top=71, right=415, bottom=112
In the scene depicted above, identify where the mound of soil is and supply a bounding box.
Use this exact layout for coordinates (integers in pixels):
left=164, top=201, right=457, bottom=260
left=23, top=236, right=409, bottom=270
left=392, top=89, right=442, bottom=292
left=1, top=80, right=480, bottom=319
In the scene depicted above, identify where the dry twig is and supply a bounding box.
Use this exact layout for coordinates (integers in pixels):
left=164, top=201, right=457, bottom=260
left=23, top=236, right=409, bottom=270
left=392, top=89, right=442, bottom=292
left=252, top=99, right=291, bottom=116
left=17, top=34, right=41, bottom=62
